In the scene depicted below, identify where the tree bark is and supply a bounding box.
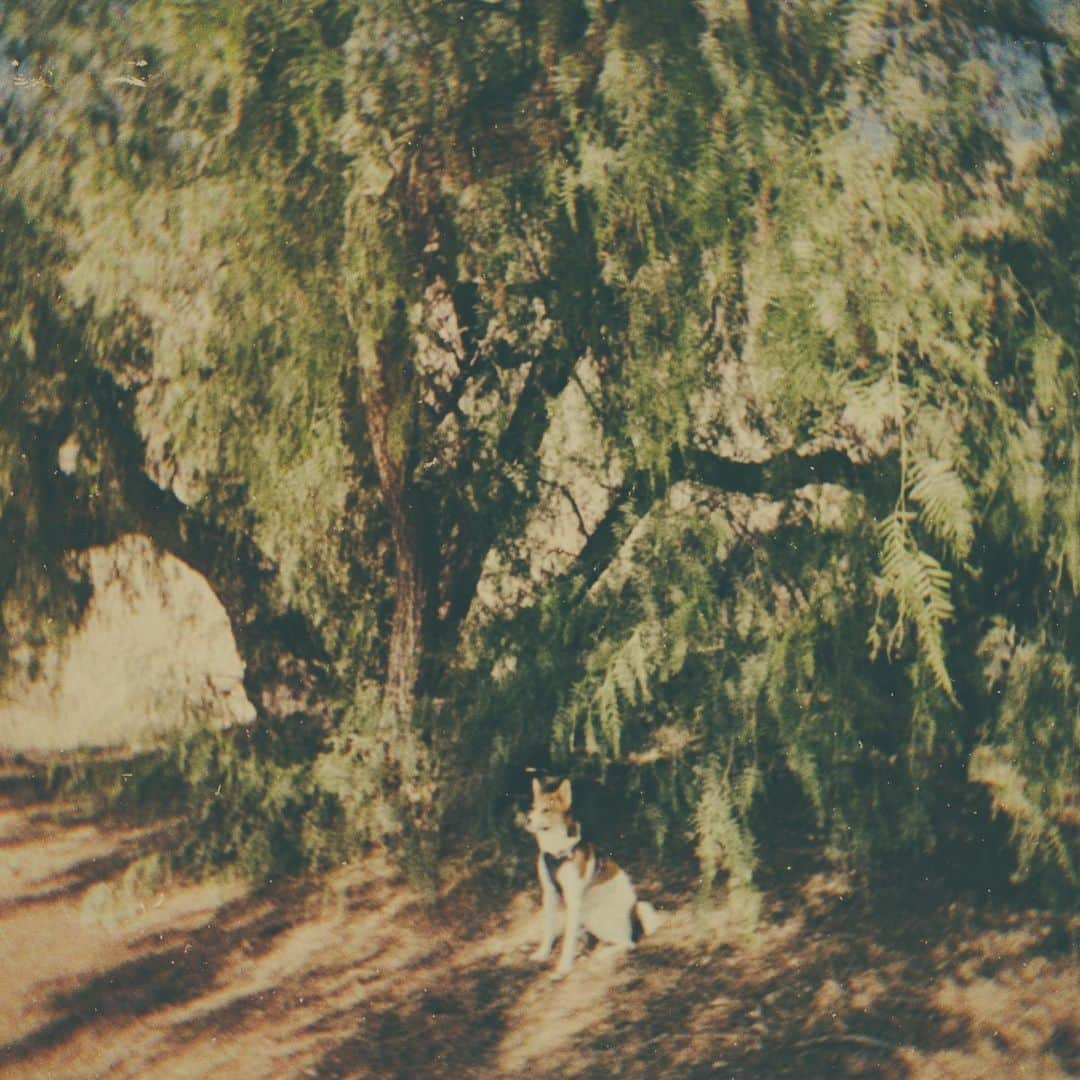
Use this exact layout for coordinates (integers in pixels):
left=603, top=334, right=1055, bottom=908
left=355, top=341, right=437, bottom=729
left=366, top=391, right=430, bottom=722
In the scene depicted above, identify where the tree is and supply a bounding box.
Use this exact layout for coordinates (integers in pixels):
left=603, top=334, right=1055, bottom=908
left=1, top=0, right=1075, bottom=888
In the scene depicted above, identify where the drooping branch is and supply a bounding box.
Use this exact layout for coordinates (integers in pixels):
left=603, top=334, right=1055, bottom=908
left=682, top=445, right=866, bottom=495
left=573, top=444, right=899, bottom=592
left=37, top=366, right=336, bottom=720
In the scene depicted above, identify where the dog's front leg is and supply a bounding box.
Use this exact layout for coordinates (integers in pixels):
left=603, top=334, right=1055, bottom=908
left=553, top=873, right=584, bottom=979
left=531, top=855, right=559, bottom=962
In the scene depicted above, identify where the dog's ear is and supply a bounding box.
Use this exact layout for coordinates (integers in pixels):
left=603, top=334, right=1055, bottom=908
left=557, top=778, right=572, bottom=808
left=531, top=777, right=543, bottom=801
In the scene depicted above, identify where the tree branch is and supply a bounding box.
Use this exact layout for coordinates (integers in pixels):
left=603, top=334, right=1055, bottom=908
left=573, top=444, right=898, bottom=592
left=45, top=367, right=336, bottom=718
left=440, top=346, right=578, bottom=638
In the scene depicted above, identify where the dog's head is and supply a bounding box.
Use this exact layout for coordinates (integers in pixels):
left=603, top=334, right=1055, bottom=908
left=525, top=777, right=573, bottom=835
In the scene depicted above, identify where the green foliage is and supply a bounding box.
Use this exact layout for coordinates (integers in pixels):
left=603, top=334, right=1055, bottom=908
left=971, top=617, right=1078, bottom=890
left=873, top=509, right=956, bottom=700
left=106, top=713, right=365, bottom=883
left=2, top=0, right=1076, bottom=902
left=510, top=487, right=937, bottom=886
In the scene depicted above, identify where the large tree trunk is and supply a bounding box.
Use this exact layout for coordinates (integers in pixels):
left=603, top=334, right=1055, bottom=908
left=357, top=349, right=435, bottom=730
left=381, top=500, right=435, bottom=728
left=357, top=357, right=444, bottom=846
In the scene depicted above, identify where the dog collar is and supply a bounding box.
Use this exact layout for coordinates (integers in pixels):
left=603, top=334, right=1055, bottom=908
left=540, top=825, right=579, bottom=886
left=544, top=840, right=577, bottom=862
left=537, top=823, right=580, bottom=860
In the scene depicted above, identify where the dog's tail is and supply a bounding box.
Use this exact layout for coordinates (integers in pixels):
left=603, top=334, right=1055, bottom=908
left=630, top=900, right=661, bottom=943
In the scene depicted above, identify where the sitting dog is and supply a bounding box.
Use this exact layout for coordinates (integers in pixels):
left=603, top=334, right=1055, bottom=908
left=525, top=777, right=660, bottom=978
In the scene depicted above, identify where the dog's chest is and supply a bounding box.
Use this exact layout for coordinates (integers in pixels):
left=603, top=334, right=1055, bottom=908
left=541, top=844, right=609, bottom=896
left=542, top=851, right=573, bottom=894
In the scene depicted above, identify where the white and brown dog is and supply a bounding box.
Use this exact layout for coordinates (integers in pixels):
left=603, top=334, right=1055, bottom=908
left=525, top=777, right=660, bottom=979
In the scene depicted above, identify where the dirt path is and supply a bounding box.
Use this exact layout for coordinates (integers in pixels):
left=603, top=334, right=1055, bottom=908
left=0, top=767, right=1076, bottom=1079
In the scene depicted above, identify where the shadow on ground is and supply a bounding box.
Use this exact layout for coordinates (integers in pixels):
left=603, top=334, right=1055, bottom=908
left=0, top=761, right=1076, bottom=1079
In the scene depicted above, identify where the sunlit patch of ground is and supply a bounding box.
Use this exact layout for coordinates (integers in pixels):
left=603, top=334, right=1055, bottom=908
left=0, top=535, right=252, bottom=754
left=0, top=763, right=1075, bottom=1079
left=898, top=925, right=1079, bottom=1079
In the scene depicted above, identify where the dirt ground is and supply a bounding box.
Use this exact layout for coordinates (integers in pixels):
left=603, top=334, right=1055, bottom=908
left=0, top=761, right=1076, bottom=1080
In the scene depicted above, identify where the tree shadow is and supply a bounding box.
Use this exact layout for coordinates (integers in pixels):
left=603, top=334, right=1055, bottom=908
left=525, top=870, right=1080, bottom=1080
left=310, top=959, right=536, bottom=1079
left=0, top=824, right=175, bottom=916
left=0, top=882, right=307, bottom=1072
left=0, top=760, right=53, bottom=808
left=505, top=921, right=950, bottom=1078
left=3, top=757, right=1073, bottom=1080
